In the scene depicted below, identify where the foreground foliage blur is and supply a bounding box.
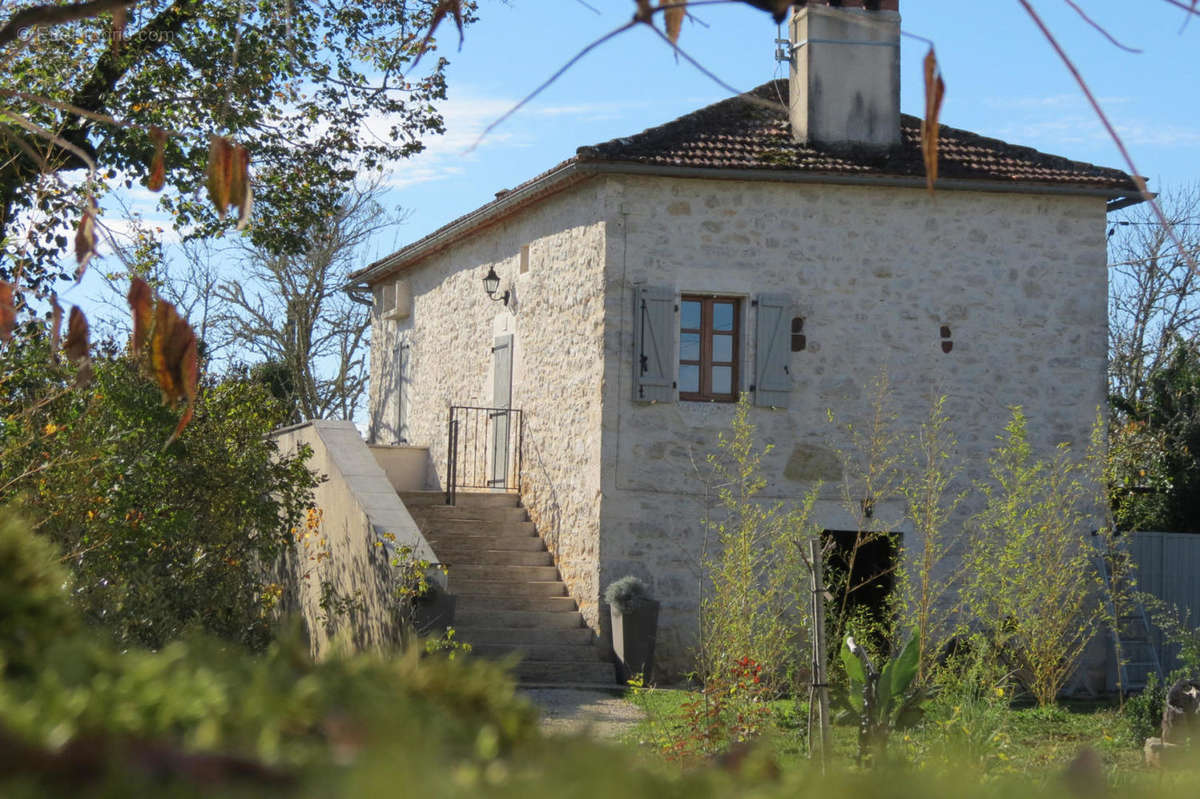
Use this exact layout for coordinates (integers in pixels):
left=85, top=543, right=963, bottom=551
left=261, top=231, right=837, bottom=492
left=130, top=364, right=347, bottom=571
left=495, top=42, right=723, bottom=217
left=5, top=504, right=1200, bottom=798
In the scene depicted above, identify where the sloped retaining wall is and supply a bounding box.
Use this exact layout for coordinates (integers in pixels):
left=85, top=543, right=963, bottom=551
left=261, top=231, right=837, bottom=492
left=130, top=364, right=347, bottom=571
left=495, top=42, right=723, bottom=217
left=272, top=420, right=442, bottom=658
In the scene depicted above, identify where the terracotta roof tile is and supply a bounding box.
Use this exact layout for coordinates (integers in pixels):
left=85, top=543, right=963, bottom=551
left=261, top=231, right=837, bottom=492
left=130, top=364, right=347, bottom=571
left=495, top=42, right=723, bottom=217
left=575, top=79, right=1140, bottom=193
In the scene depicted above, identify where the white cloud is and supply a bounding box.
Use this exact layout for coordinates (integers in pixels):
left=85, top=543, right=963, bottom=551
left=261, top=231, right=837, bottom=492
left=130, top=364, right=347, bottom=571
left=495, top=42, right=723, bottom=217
left=993, top=114, right=1200, bottom=150
left=370, top=91, right=644, bottom=190
left=983, top=94, right=1132, bottom=110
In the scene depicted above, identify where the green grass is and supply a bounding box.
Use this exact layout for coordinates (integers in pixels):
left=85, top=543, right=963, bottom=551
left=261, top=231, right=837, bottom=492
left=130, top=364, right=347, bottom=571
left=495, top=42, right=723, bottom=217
left=624, top=685, right=1152, bottom=784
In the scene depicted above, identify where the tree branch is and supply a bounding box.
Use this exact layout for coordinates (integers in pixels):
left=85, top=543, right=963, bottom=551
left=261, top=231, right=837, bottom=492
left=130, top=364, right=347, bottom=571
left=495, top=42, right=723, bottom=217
left=0, top=0, right=136, bottom=48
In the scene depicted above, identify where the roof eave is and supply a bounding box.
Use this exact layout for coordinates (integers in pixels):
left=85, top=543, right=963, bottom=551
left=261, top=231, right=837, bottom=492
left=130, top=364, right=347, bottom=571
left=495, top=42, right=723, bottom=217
left=582, top=160, right=1147, bottom=205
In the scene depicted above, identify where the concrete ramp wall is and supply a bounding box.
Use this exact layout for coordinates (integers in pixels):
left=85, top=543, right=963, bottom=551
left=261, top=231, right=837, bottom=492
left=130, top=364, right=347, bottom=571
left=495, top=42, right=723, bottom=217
left=272, top=420, right=442, bottom=658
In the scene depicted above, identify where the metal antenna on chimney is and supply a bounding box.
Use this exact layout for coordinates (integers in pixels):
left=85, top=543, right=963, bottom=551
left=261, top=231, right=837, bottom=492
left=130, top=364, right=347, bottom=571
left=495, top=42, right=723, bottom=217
left=774, top=22, right=791, bottom=64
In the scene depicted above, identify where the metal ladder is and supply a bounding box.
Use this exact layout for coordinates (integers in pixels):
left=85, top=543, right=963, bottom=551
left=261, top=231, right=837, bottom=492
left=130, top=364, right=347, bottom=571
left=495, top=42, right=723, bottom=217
left=1097, top=547, right=1163, bottom=693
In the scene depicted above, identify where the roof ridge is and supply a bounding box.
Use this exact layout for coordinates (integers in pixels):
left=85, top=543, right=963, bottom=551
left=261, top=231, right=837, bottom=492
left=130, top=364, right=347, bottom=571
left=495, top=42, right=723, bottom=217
left=572, top=77, right=1136, bottom=190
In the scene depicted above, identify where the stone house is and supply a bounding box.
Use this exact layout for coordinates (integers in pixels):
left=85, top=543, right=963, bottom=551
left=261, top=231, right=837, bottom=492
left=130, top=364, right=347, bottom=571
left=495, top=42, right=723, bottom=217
left=348, top=1, right=1144, bottom=678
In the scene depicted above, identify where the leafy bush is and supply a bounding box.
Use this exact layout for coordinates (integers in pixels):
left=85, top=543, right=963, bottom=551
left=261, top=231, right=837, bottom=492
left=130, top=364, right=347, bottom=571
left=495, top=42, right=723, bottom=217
left=0, top=334, right=317, bottom=651
left=605, top=575, right=654, bottom=614
left=698, top=396, right=818, bottom=697
left=1124, top=671, right=1170, bottom=744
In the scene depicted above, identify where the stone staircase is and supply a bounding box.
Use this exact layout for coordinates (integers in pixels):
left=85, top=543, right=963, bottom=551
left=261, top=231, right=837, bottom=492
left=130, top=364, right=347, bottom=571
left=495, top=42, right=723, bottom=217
left=399, top=491, right=615, bottom=685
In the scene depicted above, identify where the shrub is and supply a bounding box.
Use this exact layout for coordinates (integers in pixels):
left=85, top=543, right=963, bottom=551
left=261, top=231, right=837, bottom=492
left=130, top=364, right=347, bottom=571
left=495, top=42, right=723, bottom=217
left=605, top=575, right=654, bottom=614
left=961, top=408, right=1105, bottom=706
left=1123, top=671, right=1167, bottom=744
left=0, top=334, right=317, bottom=651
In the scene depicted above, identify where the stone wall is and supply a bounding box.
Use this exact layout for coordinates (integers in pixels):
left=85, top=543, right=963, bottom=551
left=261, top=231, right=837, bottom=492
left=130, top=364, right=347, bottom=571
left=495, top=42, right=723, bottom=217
left=272, top=421, right=441, bottom=659
left=597, top=175, right=1109, bottom=674
left=367, top=184, right=610, bottom=630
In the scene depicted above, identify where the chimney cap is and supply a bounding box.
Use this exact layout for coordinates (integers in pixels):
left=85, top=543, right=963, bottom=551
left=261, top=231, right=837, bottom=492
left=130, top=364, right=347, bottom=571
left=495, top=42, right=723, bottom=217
left=795, top=1, right=899, bottom=10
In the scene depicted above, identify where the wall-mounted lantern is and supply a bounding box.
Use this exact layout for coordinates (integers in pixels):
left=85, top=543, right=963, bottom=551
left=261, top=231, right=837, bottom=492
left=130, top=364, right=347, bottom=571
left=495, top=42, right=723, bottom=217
left=482, top=266, right=510, bottom=306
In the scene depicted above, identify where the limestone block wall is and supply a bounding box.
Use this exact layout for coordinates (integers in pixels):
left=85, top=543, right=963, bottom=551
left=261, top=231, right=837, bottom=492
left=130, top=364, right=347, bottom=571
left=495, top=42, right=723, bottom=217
left=597, top=175, right=1109, bottom=674
left=272, top=421, right=441, bottom=659
left=367, top=184, right=610, bottom=630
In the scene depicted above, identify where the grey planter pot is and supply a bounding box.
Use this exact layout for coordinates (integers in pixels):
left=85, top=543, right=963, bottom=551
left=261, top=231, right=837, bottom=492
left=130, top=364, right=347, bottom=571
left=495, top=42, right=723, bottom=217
left=413, top=588, right=456, bottom=636
left=610, top=600, right=660, bottom=684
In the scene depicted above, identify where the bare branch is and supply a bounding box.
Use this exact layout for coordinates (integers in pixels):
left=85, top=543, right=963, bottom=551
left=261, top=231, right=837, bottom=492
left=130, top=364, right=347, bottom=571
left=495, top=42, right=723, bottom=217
left=1016, top=0, right=1194, bottom=278
left=1158, top=0, right=1200, bottom=16
left=468, top=20, right=637, bottom=152
left=1062, top=0, right=1142, bottom=53
left=4, top=113, right=96, bottom=178
left=0, top=89, right=188, bottom=139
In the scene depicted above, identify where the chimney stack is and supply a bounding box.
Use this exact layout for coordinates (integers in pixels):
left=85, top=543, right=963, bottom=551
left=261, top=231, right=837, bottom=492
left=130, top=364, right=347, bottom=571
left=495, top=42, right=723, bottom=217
left=789, top=1, right=901, bottom=150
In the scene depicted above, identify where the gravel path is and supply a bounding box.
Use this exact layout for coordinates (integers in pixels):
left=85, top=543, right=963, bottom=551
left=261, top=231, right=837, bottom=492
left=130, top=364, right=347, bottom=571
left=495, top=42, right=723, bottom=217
left=520, top=687, right=646, bottom=739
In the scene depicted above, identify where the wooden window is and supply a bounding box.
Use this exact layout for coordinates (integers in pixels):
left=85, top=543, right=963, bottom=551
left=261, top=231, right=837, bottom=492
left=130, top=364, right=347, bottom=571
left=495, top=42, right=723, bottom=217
left=679, top=295, right=740, bottom=402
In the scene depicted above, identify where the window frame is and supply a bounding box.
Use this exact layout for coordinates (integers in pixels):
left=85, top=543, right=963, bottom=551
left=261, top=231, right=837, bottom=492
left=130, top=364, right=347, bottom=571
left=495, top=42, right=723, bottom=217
left=678, top=294, right=741, bottom=403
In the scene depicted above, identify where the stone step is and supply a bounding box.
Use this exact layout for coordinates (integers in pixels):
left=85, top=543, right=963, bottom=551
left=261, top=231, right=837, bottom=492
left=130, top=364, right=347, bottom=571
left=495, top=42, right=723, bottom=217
left=399, top=491, right=520, bottom=508
left=454, top=609, right=584, bottom=629
left=471, top=643, right=608, bottom=662
left=439, top=549, right=553, bottom=568
left=449, top=564, right=558, bottom=582
left=451, top=579, right=567, bottom=598
left=426, top=534, right=546, bottom=552
left=512, top=661, right=616, bottom=685
left=420, top=519, right=537, bottom=537
left=454, top=626, right=594, bottom=646
left=408, top=505, right=528, bottom=523
left=457, top=595, right=577, bottom=613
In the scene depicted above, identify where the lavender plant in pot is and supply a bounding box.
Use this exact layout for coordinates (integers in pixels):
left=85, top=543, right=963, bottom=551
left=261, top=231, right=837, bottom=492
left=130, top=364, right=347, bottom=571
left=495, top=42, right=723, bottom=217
left=605, top=575, right=659, bottom=684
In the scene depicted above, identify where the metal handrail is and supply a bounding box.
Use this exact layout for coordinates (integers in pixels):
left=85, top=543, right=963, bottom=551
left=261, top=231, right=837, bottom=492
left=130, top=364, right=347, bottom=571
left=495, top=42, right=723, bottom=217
left=445, top=405, right=523, bottom=505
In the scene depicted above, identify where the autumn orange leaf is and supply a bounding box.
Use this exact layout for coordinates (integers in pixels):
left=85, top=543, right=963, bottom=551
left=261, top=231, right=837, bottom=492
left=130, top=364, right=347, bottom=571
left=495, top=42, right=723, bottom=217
left=165, top=335, right=199, bottom=447
left=128, top=279, right=202, bottom=445
left=64, top=305, right=93, bottom=385
left=49, top=294, right=63, bottom=362
left=151, top=299, right=183, bottom=401
left=147, top=298, right=199, bottom=446
left=412, top=0, right=466, bottom=66
left=65, top=306, right=89, bottom=363
left=207, top=135, right=233, bottom=217
left=921, top=46, right=946, bottom=193
left=229, top=144, right=251, bottom=230
left=127, top=276, right=152, bottom=357
left=661, top=0, right=685, bottom=43
left=74, top=197, right=97, bottom=280
left=0, top=281, right=14, bottom=344
left=147, top=126, right=166, bottom=192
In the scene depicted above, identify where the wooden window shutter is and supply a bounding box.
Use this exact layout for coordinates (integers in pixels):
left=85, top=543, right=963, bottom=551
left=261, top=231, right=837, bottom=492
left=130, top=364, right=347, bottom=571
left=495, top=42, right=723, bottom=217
left=633, top=285, right=676, bottom=404
left=754, top=293, right=793, bottom=408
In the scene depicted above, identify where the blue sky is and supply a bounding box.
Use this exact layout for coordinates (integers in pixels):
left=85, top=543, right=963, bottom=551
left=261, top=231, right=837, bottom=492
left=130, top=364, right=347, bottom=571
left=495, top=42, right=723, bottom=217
left=367, top=0, right=1200, bottom=261
left=74, top=1, right=1200, bottom=343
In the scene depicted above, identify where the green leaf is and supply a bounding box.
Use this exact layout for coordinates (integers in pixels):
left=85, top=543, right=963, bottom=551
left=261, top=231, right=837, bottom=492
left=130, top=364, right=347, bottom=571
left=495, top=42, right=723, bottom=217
left=890, top=633, right=921, bottom=698
left=878, top=658, right=895, bottom=717
left=841, top=639, right=866, bottom=687
left=892, top=690, right=930, bottom=729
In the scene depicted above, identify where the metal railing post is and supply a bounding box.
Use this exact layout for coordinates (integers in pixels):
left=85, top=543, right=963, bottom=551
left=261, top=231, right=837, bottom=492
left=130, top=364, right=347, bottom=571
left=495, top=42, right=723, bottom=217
left=516, top=410, right=524, bottom=496
left=445, top=405, right=523, bottom=499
